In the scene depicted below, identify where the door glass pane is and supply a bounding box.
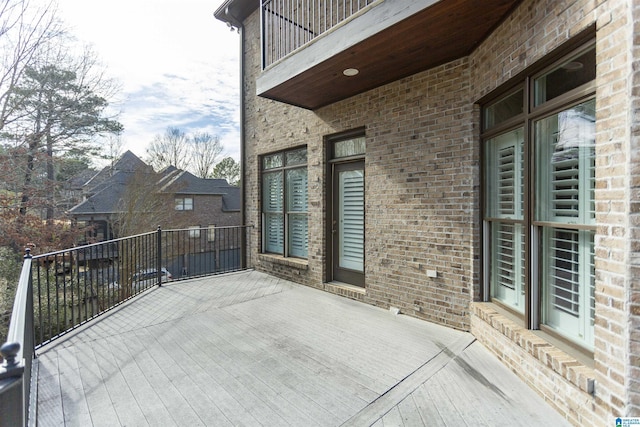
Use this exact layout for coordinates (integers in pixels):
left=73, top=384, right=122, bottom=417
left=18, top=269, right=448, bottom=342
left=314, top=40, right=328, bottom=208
left=535, top=99, right=595, bottom=224
left=338, top=169, right=364, bottom=271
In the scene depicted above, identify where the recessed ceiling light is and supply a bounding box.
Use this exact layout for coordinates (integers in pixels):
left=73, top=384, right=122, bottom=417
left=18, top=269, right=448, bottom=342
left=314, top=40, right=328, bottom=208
left=343, top=68, right=359, bottom=77
left=562, top=61, right=583, bottom=71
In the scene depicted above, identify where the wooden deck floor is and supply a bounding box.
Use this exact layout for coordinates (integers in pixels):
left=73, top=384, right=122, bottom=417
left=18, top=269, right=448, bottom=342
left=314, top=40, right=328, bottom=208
left=35, top=270, right=570, bottom=426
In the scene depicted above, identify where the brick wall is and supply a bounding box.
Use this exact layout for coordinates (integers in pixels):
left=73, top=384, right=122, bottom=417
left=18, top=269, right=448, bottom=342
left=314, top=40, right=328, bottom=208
left=171, top=194, right=240, bottom=229
left=628, top=0, right=640, bottom=416
left=243, top=10, right=477, bottom=331
left=241, top=0, right=636, bottom=422
left=469, top=0, right=634, bottom=423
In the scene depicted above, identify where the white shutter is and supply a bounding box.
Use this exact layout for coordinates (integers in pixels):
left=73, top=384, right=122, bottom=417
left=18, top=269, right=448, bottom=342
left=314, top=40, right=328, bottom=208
left=288, top=214, right=308, bottom=258
left=495, top=224, right=517, bottom=291
left=486, top=129, right=525, bottom=312
left=339, top=169, right=364, bottom=271
left=550, top=148, right=580, bottom=219
left=548, top=229, right=580, bottom=316
left=264, top=214, right=283, bottom=253
left=543, top=228, right=595, bottom=348
left=498, top=145, right=516, bottom=216
left=287, top=168, right=308, bottom=258
left=539, top=100, right=596, bottom=349
left=263, top=171, right=283, bottom=253
left=486, top=129, right=523, bottom=219
left=538, top=101, right=596, bottom=224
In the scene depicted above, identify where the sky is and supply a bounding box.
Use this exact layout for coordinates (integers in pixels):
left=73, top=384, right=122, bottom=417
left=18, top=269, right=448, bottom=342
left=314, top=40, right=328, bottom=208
left=53, top=0, right=241, bottom=163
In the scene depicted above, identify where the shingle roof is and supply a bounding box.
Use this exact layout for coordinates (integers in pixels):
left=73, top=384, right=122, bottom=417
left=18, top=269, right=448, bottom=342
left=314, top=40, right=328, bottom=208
left=69, top=152, right=241, bottom=215
left=160, top=170, right=240, bottom=211
left=68, top=171, right=130, bottom=215
left=83, top=150, right=151, bottom=193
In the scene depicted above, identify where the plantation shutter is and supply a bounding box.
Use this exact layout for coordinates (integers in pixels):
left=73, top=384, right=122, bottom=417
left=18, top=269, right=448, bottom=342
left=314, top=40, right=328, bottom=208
left=263, top=171, right=284, bottom=254
left=339, top=169, right=364, bottom=271
left=538, top=99, right=596, bottom=348
left=550, top=147, right=580, bottom=219
left=548, top=229, right=580, bottom=315
left=486, top=129, right=525, bottom=312
left=538, top=103, right=595, bottom=224
left=498, top=145, right=516, bottom=216
left=287, top=168, right=308, bottom=258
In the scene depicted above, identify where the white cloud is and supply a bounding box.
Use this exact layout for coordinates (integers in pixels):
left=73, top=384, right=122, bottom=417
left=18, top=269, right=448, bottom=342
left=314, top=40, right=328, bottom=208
left=55, top=0, right=241, bottom=161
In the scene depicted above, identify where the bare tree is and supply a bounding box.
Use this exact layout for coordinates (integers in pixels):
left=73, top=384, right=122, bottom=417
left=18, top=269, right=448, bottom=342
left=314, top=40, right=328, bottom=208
left=146, top=127, right=190, bottom=171
left=102, top=133, right=124, bottom=171
left=190, top=132, right=223, bottom=178
left=0, top=0, right=62, bottom=131
left=110, top=168, right=187, bottom=300
left=110, top=168, right=172, bottom=237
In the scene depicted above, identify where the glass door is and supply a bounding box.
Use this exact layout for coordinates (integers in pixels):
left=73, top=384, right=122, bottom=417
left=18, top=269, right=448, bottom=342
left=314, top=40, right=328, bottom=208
left=332, top=161, right=364, bottom=286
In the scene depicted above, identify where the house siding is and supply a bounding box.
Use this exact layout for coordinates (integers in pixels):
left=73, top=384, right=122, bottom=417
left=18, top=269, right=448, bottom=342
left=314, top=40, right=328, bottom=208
left=240, top=0, right=637, bottom=423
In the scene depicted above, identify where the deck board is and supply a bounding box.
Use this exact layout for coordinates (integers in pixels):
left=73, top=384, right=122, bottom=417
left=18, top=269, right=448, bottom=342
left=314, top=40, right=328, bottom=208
left=35, top=270, right=571, bottom=426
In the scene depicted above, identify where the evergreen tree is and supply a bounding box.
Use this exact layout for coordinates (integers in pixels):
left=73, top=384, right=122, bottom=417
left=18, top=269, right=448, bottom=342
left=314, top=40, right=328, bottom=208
left=212, top=157, right=240, bottom=186
left=7, top=64, right=122, bottom=222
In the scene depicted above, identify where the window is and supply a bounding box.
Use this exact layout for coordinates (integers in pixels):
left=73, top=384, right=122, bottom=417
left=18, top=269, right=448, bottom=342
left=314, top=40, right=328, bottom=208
left=208, top=225, right=216, bottom=242
left=175, top=197, right=193, bottom=211
left=482, top=40, right=596, bottom=350
left=188, top=226, right=201, bottom=238
left=261, top=147, right=308, bottom=258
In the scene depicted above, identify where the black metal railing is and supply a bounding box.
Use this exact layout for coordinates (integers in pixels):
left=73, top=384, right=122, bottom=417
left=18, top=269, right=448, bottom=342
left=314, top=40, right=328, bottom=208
left=0, top=225, right=250, bottom=426
left=261, top=0, right=376, bottom=68
left=31, top=225, right=251, bottom=348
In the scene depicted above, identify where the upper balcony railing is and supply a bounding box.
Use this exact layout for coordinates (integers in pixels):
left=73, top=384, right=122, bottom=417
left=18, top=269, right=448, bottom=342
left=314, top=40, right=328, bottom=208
left=0, top=225, right=251, bottom=426
left=261, top=0, right=376, bottom=68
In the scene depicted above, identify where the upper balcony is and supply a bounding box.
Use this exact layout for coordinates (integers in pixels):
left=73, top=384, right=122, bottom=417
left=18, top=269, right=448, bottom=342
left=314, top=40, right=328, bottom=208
left=216, top=0, right=521, bottom=109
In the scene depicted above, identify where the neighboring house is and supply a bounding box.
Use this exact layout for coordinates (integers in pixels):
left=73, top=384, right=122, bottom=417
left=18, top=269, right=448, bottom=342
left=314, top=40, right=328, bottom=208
left=69, top=151, right=241, bottom=241
left=156, top=167, right=242, bottom=276
left=215, top=0, right=639, bottom=424
left=68, top=151, right=155, bottom=241
left=157, top=166, right=241, bottom=230
left=59, top=168, right=98, bottom=215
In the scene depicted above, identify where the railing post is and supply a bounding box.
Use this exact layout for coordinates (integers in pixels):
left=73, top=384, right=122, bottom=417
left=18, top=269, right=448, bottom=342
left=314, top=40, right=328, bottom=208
left=0, top=342, right=25, bottom=427
left=157, top=226, right=162, bottom=287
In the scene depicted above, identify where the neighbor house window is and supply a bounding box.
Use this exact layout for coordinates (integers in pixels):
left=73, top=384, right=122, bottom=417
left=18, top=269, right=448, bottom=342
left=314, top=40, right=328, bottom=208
left=175, top=197, right=193, bottom=211
left=188, top=226, right=201, bottom=238
left=262, top=147, right=308, bottom=258
left=208, top=225, right=216, bottom=242
left=482, top=39, right=596, bottom=351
